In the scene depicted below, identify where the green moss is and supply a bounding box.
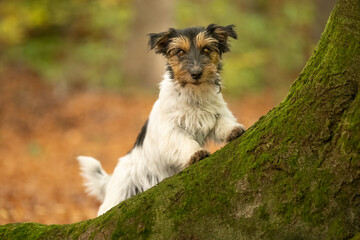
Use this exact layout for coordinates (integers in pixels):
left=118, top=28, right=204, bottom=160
left=350, top=233, right=360, bottom=240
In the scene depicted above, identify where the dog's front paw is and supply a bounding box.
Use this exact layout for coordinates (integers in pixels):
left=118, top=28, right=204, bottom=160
left=226, top=125, right=245, bottom=142
left=188, top=149, right=210, bottom=165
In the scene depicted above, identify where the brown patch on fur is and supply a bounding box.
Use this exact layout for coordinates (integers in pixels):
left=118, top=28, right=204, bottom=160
left=167, top=55, right=191, bottom=85
left=168, top=36, right=191, bottom=54
left=166, top=33, right=222, bottom=86
left=201, top=52, right=221, bottom=84
left=226, top=126, right=245, bottom=142
left=195, top=31, right=218, bottom=50
left=201, top=63, right=218, bottom=83
left=167, top=36, right=192, bottom=85
left=213, top=27, right=230, bottom=40
left=167, top=52, right=220, bottom=86
left=196, top=31, right=221, bottom=80
left=188, top=149, right=210, bottom=165
left=209, top=51, right=221, bottom=65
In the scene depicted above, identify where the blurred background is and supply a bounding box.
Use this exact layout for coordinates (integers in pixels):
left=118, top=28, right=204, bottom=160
left=0, top=0, right=336, bottom=224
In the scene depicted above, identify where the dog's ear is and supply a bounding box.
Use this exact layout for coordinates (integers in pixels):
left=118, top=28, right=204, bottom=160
left=206, top=24, right=237, bottom=54
left=148, top=29, right=175, bottom=55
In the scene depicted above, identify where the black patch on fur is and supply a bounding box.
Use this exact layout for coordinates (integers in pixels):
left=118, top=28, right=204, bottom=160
left=146, top=174, right=160, bottom=185
left=206, top=24, right=237, bottom=54
left=148, top=28, right=177, bottom=55
left=173, top=26, right=204, bottom=41
left=215, top=79, right=222, bottom=93
left=217, top=62, right=223, bottom=72
left=133, top=119, right=148, bottom=148
left=134, top=186, right=142, bottom=195
left=149, top=24, right=237, bottom=56
left=166, top=64, right=174, bottom=79
left=96, top=168, right=103, bottom=175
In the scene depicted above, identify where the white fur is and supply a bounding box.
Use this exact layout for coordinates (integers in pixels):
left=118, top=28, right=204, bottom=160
left=78, top=72, right=244, bottom=216
left=77, top=156, right=110, bottom=202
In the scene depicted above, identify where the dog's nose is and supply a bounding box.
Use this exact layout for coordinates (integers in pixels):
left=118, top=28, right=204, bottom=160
left=190, top=69, right=203, bottom=80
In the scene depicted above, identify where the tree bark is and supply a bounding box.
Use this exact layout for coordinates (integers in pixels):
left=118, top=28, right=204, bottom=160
left=1, top=0, right=360, bottom=239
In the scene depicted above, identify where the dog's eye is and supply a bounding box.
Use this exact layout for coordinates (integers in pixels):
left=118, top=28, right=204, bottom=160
left=202, top=47, right=210, bottom=54
left=177, top=50, right=185, bottom=57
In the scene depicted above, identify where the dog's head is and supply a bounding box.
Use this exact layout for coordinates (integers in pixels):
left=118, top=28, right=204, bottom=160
left=149, top=24, right=237, bottom=87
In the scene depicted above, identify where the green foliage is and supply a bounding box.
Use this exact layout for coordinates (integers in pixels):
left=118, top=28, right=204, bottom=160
left=0, top=0, right=132, bottom=89
left=0, top=0, right=320, bottom=95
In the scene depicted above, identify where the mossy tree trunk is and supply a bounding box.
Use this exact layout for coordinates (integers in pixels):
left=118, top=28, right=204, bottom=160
left=1, top=0, right=360, bottom=239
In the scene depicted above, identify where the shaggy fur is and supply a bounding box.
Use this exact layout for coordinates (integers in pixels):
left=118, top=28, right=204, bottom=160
left=78, top=24, right=245, bottom=216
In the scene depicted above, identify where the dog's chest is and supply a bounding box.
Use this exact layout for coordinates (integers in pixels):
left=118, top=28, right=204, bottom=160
left=176, top=104, right=218, bottom=143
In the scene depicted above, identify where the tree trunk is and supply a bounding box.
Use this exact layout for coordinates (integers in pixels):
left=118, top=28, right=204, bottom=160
left=1, top=0, right=359, bottom=239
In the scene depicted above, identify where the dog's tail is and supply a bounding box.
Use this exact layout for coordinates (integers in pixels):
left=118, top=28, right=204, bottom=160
left=77, top=156, right=109, bottom=203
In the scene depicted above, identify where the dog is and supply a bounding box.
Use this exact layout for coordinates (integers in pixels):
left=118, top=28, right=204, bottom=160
left=78, top=24, right=245, bottom=216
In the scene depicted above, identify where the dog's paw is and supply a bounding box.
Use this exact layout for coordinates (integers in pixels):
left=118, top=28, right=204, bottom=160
left=226, top=125, right=245, bottom=142
left=188, top=149, right=210, bottom=165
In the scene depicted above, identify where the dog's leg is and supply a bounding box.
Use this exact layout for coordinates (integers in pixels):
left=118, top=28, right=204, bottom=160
left=188, top=149, right=210, bottom=165
left=160, top=128, right=210, bottom=169
left=213, top=107, right=245, bottom=143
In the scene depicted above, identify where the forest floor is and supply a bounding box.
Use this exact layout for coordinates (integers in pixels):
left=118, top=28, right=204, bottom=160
left=0, top=67, right=277, bottom=225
